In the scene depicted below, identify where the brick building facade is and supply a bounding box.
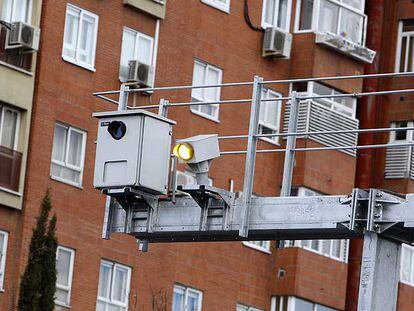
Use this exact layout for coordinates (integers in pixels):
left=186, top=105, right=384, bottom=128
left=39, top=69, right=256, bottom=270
left=0, top=0, right=414, bottom=310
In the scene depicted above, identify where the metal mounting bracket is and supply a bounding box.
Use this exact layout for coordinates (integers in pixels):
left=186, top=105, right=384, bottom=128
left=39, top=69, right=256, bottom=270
left=349, top=188, right=403, bottom=234
left=177, top=185, right=235, bottom=231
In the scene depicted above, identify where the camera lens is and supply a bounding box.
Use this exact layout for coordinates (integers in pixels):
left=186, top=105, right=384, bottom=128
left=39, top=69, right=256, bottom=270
left=108, top=121, right=126, bottom=140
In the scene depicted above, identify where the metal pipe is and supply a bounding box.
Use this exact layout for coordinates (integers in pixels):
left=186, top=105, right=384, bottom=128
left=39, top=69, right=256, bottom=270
left=220, top=142, right=414, bottom=155
left=101, top=88, right=414, bottom=110
left=300, top=88, right=414, bottom=101
left=126, top=81, right=254, bottom=93
left=217, top=126, right=414, bottom=140
left=96, top=94, right=119, bottom=105
left=262, top=71, right=414, bottom=86
left=93, top=71, right=414, bottom=97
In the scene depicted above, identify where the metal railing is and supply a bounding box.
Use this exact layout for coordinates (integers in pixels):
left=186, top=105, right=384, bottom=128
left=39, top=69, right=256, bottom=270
left=93, top=71, right=414, bottom=237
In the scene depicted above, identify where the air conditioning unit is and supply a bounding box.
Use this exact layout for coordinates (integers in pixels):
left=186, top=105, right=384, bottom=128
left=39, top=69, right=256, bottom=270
left=127, top=60, right=154, bottom=89
left=6, top=21, right=40, bottom=51
left=262, top=27, right=292, bottom=58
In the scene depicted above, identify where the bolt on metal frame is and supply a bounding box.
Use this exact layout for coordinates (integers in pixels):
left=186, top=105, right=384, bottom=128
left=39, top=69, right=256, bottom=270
left=94, top=71, right=414, bottom=311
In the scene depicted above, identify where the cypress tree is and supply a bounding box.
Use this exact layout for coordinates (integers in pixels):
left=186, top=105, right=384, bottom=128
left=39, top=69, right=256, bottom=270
left=18, top=190, right=58, bottom=311
left=39, top=214, right=58, bottom=309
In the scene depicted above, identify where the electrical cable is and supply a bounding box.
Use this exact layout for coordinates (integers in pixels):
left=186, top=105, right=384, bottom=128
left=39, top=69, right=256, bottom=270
left=244, top=0, right=264, bottom=32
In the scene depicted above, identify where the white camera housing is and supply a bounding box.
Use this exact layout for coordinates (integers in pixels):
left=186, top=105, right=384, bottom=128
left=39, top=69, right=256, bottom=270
left=93, top=110, right=175, bottom=194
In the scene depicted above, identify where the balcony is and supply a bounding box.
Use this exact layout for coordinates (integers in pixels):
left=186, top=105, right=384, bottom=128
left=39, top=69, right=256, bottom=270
left=0, top=27, right=32, bottom=72
left=0, top=145, right=22, bottom=193
left=283, top=100, right=359, bottom=156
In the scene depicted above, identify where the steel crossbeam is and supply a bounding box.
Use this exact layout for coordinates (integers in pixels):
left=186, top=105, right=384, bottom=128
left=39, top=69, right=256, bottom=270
left=103, top=187, right=414, bottom=244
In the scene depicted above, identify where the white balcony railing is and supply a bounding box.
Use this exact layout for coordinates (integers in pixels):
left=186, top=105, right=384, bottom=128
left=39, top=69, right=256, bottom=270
left=283, top=100, right=359, bottom=156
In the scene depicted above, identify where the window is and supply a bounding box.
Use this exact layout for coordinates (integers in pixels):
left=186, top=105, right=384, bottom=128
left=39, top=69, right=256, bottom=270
left=286, top=187, right=349, bottom=262
left=295, top=0, right=366, bottom=45
left=384, top=121, right=414, bottom=179
left=0, top=231, right=8, bottom=290
left=396, top=20, right=414, bottom=72
left=55, top=246, right=75, bottom=307
left=97, top=260, right=131, bottom=311
left=310, top=82, right=356, bottom=118
left=0, top=105, right=20, bottom=151
left=262, top=0, right=292, bottom=31
left=191, top=60, right=222, bottom=121
left=119, top=27, right=154, bottom=81
left=243, top=240, right=271, bottom=253
left=259, top=88, right=282, bottom=144
left=1, top=0, right=32, bottom=23
left=50, top=123, right=87, bottom=187
left=201, top=0, right=230, bottom=13
left=237, top=303, right=263, bottom=311
left=389, top=121, right=413, bottom=143
left=172, top=284, right=203, bottom=311
left=401, top=244, right=414, bottom=286
left=62, top=4, right=99, bottom=70
left=271, top=296, right=337, bottom=311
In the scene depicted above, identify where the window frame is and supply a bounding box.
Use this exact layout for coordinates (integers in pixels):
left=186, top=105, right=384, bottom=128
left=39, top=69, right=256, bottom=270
left=0, top=230, right=8, bottom=291
left=261, top=0, right=293, bottom=32
left=395, top=20, right=414, bottom=73
left=0, top=105, right=21, bottom=151
left=190, top=60, right=222, bottom=122
left=308, top=82, right=357, bottom=119
left=62, top=3, right=99, bottom=72
left=97, top=260, right=132, bottom=311
left=1, top=0, right=33, bottom=23
left=237, top=303, right=264, bottom=311
left=389, top=121, right=414, bottom=144
left=50, top=123, right=87, bottom=187
left=294, top=0, right=366, bottom=46
left=55, top=245, right=75, bottom=307
left=242, top=241, right=271, bottom=254
left=119, top=26, right=154, bottom=81
left=172, top=284, right=203, bottom=311
left=400, top=243, right=414, bottom=286
left=201, top=0, right=231, bottom=13
left=272, top=296, right=338, bottom=311
left=258, top=88, right=283, bottom=145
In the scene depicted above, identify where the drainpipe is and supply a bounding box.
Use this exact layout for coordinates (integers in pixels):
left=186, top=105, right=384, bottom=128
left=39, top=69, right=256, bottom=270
left=345, top=0, right=388, bottom=310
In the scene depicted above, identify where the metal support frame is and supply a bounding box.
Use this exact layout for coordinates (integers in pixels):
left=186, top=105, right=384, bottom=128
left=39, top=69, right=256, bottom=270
left=93, top=72, right=414, bottom=309
left=239, top=76, right=263, bottom=237
left=104, top=188, right=414, bottom=244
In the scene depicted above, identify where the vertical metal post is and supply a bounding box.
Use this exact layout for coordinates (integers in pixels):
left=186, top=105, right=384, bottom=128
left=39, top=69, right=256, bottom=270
left=118, top=84, right=130, bottom=111
left=239, top=76, right=263, bottom=237
left=280, top=91, right=300, bottom=197
left=158, top=98, right=169, bottom=117
left=357, top=232, right=400, bottom=311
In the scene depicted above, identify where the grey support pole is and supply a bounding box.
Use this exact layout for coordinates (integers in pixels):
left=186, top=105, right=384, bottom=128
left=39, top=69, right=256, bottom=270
left=278, top=91, right=300, bottom=248
left=118, top=84, right=130, bottom=111
left=358, top=232, right=400, bottom=311
left=239, top=76, right=263, bottom=237
left=280, top=91, right=300, bottom=197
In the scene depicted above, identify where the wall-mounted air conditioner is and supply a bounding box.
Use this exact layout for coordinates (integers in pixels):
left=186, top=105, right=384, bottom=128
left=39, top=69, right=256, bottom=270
left=262, top=27, right=292, bottom=58
left=6, top=21, right=40, bottom=51
left=127, top=60, right=154, bottom=90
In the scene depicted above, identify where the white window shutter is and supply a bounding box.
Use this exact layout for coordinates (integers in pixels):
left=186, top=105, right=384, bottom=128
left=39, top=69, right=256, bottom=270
left=385, top=146, right=410, bottom=179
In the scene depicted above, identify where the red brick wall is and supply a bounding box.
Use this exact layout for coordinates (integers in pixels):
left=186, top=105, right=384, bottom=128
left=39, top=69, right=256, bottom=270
left=4, top=0, right=374, bottom=310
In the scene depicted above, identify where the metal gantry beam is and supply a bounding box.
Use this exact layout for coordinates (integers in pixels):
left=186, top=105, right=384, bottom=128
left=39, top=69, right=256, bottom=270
left=104, top=187, right=414, bottom=244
